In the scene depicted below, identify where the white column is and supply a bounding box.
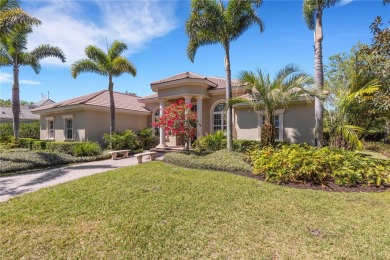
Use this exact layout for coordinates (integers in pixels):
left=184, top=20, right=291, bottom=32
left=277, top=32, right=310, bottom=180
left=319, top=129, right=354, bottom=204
left=157, top=100, right=167, bottom=148
left=196, top=97, right=203, bottom=138
left=184, top=96, right=192, bottom=110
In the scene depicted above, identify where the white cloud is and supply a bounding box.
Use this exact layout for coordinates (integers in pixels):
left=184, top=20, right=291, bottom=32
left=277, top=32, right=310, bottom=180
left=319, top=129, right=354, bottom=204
left=337, top=0, right=354, bottom=6
left=24, top=0, right=178, bottom=66
left=0, top=72, right=41, bottom=85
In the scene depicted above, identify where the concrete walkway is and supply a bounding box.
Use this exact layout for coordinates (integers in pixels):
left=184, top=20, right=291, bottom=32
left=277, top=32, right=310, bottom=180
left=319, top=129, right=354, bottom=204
left=0, top=154, right=162, bottom=202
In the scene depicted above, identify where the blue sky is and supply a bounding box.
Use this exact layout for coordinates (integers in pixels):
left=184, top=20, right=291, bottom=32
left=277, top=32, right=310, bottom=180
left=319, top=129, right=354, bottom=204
left=0, top=0, right=389, bottom=103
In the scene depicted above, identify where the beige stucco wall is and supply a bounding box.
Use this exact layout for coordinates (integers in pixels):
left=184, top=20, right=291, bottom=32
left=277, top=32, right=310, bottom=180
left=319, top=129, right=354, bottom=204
left=84, top=110, right=149, bottom=145
left=158, top=85, right=208, bottom=99
left=283, top=103, right=315, bottom=145
left=39, top=110, right=86, bottom=142
left=232, top=103, right=315, bottom=145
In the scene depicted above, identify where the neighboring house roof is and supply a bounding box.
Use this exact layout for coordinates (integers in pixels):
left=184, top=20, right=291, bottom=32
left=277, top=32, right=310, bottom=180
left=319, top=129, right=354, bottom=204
left=150, top=71, right=243, bottom=89
left=31, top=98, right=55, bottom=108
left=0, top=106, right=39, bottom=122
left=31, top=90, right=149, bottom=113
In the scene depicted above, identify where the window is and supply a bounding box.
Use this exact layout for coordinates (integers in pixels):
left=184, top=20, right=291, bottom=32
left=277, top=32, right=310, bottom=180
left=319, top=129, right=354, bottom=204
left=153, top=108, right=160, bottom=136
left=212, top=103, right=226, bottom=133
left=262, top=115, right=280, bottom=140
left=65, top=118, right=73, bottom=140
left=48, top=120, right=54, bottom=139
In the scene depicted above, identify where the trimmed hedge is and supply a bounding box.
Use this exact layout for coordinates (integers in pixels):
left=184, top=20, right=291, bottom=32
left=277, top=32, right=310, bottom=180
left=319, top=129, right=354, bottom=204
left=164, top=150, right=252, bottom=173
left=0, top=150, right=110, bottom=175
left=248, top=144, right=390, bottom=186
left=46, top=141, right=102, bottom=156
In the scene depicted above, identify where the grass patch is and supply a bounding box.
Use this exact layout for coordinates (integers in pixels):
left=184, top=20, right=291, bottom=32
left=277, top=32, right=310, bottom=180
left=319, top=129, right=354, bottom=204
left=1, top=162, right=390, bottom=259
left=164, top=150, right=252, bottom=173
left=0, top=150, right=110, bottom=175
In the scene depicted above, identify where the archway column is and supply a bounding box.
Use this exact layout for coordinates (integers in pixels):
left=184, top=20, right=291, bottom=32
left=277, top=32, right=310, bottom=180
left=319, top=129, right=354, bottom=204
left=196, top=96, right=203, bottom=137
left=157, top=100, right=167, bottom=148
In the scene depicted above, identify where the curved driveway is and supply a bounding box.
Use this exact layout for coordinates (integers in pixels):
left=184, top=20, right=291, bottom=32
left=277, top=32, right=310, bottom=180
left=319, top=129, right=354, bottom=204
left=0, top=155, right=162, bottom=202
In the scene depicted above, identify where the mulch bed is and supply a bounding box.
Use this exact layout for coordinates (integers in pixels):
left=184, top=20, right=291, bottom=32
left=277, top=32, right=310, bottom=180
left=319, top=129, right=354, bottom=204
left=229, top=170, right=390, bottom=193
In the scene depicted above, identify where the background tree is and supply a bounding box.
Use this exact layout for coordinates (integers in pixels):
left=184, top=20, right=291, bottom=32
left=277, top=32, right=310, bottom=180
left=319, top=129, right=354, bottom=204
left=0, top=0, right=40, bottom=33
left=303, top=0, right=340, bottom=147
left=229, top=64, right=313, bottom=146
left=186, top=0, right=264, bottom=151
left=0, top=26, right=66, bottom=141
left=71, top=40, right=137, bottom=134
left=153, top=99, right=198, bottom=151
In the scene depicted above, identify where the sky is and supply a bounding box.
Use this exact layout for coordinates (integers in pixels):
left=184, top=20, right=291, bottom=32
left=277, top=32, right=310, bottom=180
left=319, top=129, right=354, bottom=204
left=0, top=0, right=389, bottom=103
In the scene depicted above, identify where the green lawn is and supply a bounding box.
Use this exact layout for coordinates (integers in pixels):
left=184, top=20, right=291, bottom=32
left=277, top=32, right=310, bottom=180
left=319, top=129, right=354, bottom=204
left=1, top=162, right=390, bottom=259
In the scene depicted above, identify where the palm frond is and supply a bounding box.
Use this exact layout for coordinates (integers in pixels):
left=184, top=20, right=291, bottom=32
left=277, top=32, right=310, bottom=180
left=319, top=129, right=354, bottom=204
left=338, top=125, right=363, bottom=150
left=112, top=56, right=136, bottom=77
left=85, top=45, right=108, bottom=65
left=0, top=8, right=41, bottom=33
left=30, top=44, right=66, bottom=63
left=108, top=40, right=127, bottom=60
left=70, top=59, right=105, bottom=78
left=345, top=79, right=381, bottom=103
left=303, top=0, right=316, bottom=30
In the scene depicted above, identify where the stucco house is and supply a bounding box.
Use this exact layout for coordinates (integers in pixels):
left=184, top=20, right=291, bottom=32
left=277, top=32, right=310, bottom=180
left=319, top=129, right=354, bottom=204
left=32, top=72, right=315, bottom=146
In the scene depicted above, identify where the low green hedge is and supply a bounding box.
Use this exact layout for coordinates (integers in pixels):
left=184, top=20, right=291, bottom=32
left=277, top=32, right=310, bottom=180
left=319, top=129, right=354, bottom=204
left=164, top=150, right=252, bottom=173
left=31, top=140, right=47, bottom=150
left=248, top=144, right=390, bottom=186
left=46, top=141, right=102, bottom=156
left=0, top=150, right=110, bottom=175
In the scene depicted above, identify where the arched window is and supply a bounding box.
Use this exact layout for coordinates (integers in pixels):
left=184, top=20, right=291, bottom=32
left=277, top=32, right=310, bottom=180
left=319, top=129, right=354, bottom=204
left=153, top=108, right=160, bottom=136
left=212, top=103, right=226, bottom=133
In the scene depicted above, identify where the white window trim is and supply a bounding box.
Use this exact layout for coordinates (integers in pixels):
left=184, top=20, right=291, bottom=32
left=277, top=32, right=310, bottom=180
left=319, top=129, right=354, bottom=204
left=62, top=115, right=74, bottom=141
left=256, top=109, right=285, bottom=141
left=45, top=117, right=55, bottom=140
left=210, top=99, right=227, bottom=134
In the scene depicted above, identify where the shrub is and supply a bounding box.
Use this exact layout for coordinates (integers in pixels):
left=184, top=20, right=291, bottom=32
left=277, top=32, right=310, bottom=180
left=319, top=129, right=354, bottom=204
left=71, top=142, right=102, bottom=157
left=194, top=131, right=227, bottom=151
left=19, top=122, right=40, bottom=139
left=0, top=150, right=110, bottom=175
left=136, top=128, right=156, bottom=150
left=19, top=138, right=35, bottom=149
left=103, top=130, right=139, bottom=150
left=0, top=122, right=40, bottom=142
left=0, top=123, right=13, bottom=143
left=164, top=150, right=252, bottom=173
left=32, top=140, right=47, bottom=150
left=232, top=140, right=262, bottom=153
left=248, top=144, right=390, bottom=186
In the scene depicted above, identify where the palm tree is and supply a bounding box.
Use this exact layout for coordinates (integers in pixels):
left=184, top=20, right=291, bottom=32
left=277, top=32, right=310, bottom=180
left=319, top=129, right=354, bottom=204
left=384, top=0, right=389, bottom=4
left=0, top=0, right=41, bottom=34
left=303, top=0, right=340, bottom=147
left=71, top=41, right=137, bottom=134
left=229, top=64, right=313, bottom=146
left=185, top=0, right=264, bottom=151
left=0, top=26, right=66, bottom=141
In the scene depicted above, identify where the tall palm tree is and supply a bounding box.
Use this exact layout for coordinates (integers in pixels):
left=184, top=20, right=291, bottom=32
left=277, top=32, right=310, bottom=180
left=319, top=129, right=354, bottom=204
left=0, top=26, right=66, bottom=141
left=303, top=0, right=340, bottom=147
left=229, top=64, right=313, bottom=146
left=0, top=0, right=41, bottom=34
left=186, top=0, right=264, bottom=151
left=71, top=41, right=137, bottom=134
left=384, top=0, right=389, bottom=4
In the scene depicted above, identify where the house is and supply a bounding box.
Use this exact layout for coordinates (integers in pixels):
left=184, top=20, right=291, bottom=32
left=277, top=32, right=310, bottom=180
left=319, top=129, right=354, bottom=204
left=0, top=98, right=54, bottom=123
left=32, top=72, right=315, bottom=146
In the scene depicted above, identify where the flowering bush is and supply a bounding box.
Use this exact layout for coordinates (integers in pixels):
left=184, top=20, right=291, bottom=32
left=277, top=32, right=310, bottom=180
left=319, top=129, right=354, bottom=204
left=153, top=99, right=198, bottom=150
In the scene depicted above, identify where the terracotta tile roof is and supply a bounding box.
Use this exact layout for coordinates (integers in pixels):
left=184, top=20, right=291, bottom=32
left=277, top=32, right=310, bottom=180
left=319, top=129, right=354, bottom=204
left=206, top=76, right=243, bottom=89
left=138, top=93, right=157, bottom=101
left=32, top=90, right=149, bottom=113
left=150, top=72, right=243, bottom=90
left=0, top=106, right=39, bottom=122
left=151, top=72, right=208, bottom=85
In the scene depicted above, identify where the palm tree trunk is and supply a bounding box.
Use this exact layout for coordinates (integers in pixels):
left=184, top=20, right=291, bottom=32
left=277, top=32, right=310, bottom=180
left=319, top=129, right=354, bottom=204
left=314, top=8, right=324, bottom=147
left=224, top=42, right=233, bottom=151
left=12, top=66, right=20, bottom=141
left=108, top=75, right=115, bottom=134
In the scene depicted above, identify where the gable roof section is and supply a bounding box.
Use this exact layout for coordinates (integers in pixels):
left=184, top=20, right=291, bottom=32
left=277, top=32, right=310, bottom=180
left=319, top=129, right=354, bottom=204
left=0, top=106, right=39, bottom=122
left=33, top=98, right=55, bottom=108
left=150, top=71, right=243, bottom=90
left=32, top=90, right=149, bottom=113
